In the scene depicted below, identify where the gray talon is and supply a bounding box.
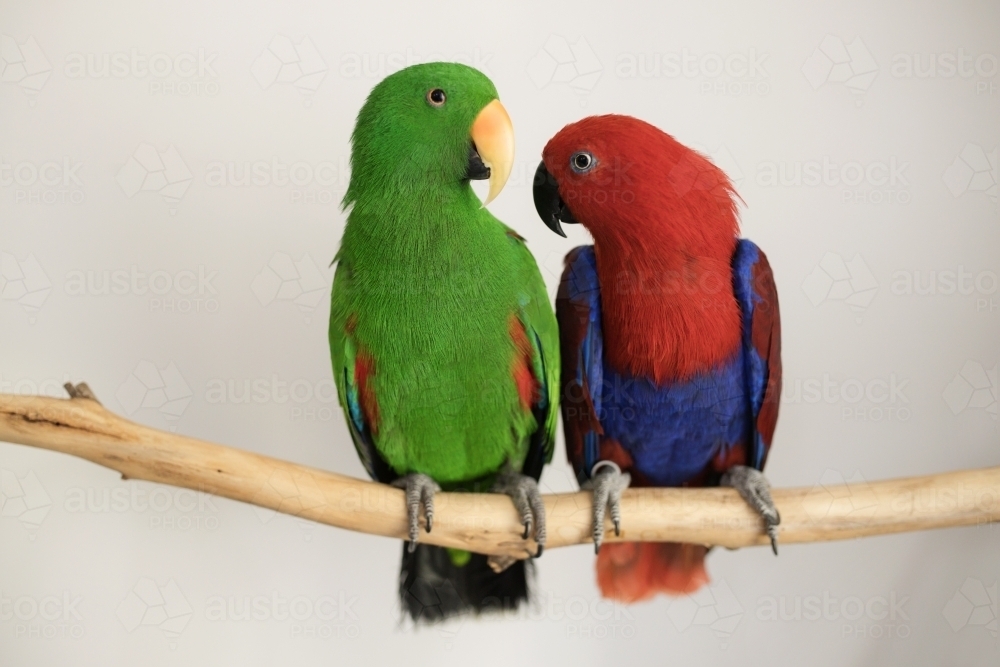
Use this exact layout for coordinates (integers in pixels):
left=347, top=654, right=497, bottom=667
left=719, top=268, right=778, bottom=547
left=493, top=468, right=546, bottom=557
left=583, top=462, right=631, bottom=553
left=721, top=465, right=781, bottom=555
left=391, top=473, right=440, bottom=553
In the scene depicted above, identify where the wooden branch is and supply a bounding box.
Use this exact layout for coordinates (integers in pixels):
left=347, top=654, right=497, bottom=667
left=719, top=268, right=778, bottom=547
left=1, top=386, right=998, bottom=559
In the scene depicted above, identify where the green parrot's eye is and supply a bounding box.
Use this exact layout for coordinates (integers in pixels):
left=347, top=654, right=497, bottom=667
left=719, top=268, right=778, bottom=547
left=570, top=151, right=596, bottom=174
left=426, top=88, right=446, bottom=107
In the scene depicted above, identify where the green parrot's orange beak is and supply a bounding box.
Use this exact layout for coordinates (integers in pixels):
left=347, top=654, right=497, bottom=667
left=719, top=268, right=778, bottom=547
left=470, top=99, right=514, bottom=206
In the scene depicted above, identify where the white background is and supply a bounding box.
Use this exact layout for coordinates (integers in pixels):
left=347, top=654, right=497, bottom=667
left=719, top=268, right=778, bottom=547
left=1, top=1, right=999, bottom=665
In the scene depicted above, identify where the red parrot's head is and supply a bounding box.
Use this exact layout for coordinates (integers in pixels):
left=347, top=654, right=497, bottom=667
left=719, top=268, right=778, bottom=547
left=534, top=114, right=740, bottom=258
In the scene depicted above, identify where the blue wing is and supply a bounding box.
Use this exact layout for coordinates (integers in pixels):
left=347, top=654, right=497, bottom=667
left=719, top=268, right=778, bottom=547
left=556, top=246, right=606, bottom=485
left=732, top=239, right=782, bottom=471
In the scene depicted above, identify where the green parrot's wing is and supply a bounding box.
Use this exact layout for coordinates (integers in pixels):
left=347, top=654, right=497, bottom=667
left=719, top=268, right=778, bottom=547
left=329, top=259, right=398, bottom=484
left=507, top=229, right=560, bottom=479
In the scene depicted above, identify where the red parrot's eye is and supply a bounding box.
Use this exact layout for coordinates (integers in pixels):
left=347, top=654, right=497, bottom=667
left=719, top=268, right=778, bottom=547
left=571, top=151, right=596, bottom=173
left=427, top=88, right=446, bottom=107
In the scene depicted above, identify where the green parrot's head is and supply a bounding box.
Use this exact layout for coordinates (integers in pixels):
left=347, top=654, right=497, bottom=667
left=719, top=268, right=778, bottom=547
left=344, top=62, right=514, bottom=209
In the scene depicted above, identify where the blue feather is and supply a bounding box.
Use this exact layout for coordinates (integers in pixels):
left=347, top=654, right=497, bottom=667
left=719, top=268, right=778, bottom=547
left=562, top=241, right=773, bottom=487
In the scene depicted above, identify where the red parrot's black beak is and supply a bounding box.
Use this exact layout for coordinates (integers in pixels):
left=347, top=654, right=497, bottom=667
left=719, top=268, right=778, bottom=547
left=533, top=161, right=578, bottom=238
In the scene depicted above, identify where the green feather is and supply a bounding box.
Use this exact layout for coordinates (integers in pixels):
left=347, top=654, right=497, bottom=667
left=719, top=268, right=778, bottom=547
left=329, top=63, right=559, bottom=487
left=446, top=548, right=472, bottom=567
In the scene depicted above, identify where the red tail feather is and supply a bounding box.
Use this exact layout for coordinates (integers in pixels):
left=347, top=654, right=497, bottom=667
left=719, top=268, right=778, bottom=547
left=596, top=542, right=708, bottom=602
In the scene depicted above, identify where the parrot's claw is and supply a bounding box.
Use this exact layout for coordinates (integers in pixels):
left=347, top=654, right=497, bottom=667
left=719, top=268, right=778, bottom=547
left=583, top=461, right=631, bottom=554
left=492, top=469, right=546, bottom=558
left=721, top=465, right=781, bottom=555
left=391, top=473, right=440, bottom=553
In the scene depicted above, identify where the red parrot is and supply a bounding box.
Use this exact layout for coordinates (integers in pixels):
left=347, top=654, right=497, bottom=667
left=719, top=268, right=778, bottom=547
left=532, top=115, right=782, bottom=602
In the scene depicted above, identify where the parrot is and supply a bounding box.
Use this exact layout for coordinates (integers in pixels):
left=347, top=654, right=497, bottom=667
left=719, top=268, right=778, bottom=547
left=531, top=114, right=782, bottom=602
left=329, top=63, right=559, bottom=622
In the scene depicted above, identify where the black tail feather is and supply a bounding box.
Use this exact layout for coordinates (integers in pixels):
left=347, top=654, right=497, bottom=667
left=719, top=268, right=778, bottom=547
left=399, top=544, right=531, bottom=623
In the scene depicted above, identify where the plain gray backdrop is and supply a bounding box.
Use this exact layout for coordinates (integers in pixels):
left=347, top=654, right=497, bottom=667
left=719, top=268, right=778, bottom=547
left=1, top=0, right=998, bottom=665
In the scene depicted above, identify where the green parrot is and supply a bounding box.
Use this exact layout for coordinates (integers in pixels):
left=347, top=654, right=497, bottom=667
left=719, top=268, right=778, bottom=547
left=329, top=63, right=559, bottom=622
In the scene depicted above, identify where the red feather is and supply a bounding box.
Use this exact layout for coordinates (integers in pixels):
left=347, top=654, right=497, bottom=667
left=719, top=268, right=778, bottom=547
left=354, top=350, right=380, bottom=436
left=546, top=115, right=776, bottom=603
left=509, top=315, right=539, bottom=412
left=542, top=114, right=743, bottom=383
left=597, top=543, right=709, bottom=601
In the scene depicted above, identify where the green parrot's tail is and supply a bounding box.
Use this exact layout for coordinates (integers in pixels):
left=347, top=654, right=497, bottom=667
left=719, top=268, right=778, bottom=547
left=399, top=543, right=531, bottom=622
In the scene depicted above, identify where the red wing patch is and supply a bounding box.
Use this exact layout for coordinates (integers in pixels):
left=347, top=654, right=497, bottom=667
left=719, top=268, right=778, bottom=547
left=510, top=316, right=540, bottom=412
left=354, top=350, right=380, bottom=436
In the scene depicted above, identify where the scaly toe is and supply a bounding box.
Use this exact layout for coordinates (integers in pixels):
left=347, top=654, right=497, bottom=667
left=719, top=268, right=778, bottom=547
left=585, top=462, right=631, bottom=554
left=493, top=469, right=546, bottom=556
left=391, top=473, right=440, bottom=552
left=723, top=465, right=781, bottom=554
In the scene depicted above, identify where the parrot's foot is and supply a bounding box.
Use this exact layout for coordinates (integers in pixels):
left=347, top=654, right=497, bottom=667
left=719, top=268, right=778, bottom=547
left=492, top=469, right=546, bottom=558
left=582, top=461, right=631, bottom=554
left=721, top=465, right=781, bottom=555
left=391, top=473, right=440, bottom=553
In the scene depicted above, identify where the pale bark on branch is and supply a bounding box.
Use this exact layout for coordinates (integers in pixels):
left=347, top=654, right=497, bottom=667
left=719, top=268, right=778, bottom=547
left=1, top=386, right=997, bottom=559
